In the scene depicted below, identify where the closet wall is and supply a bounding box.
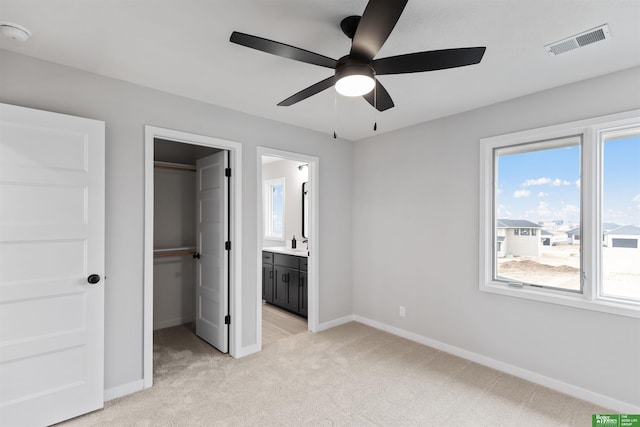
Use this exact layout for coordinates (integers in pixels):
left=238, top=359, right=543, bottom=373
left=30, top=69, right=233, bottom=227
left=153, top=139, right=219, bottom=329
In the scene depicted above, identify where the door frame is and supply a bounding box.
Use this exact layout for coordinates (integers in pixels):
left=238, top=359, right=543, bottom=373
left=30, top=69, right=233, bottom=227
left=143, top=126, right=242, bottom=388
left=256, top=147, right=320, bottom=344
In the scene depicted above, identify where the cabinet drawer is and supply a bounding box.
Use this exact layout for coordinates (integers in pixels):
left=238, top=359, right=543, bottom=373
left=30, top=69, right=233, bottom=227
left=299, top=257, right=308, bottom=272
left=262, top=251, right=274, bottom=264
left=273, top=253, right=299, bottom=269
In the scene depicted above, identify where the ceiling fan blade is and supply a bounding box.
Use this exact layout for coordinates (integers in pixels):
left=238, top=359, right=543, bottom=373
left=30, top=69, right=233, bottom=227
left=363, top=79, right=394, bottom=111
left=230, top=31, right=338, bottom=69
left=373, top=47, right=486, bottom=75
left=350, top=0, right=408, bottom=60
left=278, top=76, right=336, bottom=106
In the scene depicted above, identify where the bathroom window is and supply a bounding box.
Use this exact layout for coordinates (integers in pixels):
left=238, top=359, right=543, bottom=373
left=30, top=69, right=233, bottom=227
left=265, top=177, right=285, bottom=240
left=479, top=111, right=640, bottom=318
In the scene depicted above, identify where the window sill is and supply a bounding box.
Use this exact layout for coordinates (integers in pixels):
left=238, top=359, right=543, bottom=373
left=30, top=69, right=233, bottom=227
left=480, top=281, right=640, bottom=319
left=264, top=236, right=285, bottom=242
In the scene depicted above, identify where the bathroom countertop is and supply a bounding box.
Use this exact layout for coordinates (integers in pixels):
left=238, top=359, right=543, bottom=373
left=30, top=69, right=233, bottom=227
left=263, top=246, right=309, bottom=258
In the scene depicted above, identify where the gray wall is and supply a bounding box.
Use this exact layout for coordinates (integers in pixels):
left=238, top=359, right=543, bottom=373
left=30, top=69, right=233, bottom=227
left=262, top=158, right=308, bottom=248
left=0, top=49, right=354, bottom=391
left=352, top=66, right=640, bottom=407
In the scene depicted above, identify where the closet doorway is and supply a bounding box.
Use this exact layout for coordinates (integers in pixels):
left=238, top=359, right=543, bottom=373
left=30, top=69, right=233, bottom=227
left=143, top=127, right=242, bottom=389
left=153, top=138, right=228, bottom=347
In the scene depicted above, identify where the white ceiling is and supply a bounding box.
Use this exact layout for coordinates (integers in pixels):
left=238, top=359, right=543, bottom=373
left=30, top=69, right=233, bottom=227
left=1, top=1, right=639, bottom=140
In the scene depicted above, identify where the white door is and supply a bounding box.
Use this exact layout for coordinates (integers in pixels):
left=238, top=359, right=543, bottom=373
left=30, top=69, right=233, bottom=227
left=0, top=103, right=105, bottom=426
left=195, top=151, right=228, bottom=353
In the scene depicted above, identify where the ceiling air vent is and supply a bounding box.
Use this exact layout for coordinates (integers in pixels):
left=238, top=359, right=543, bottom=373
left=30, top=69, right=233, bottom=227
left=545, top=24, right=610, bottom=56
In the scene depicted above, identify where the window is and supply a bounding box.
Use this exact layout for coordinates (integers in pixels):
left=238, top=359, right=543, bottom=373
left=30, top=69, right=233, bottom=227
left=264, top=177, right=285, bottom=240
left=480, top=111, right=640, bottom=317
left=600, top=127, right=640, bottom=301
left=494, top=136, right=581, bottom=292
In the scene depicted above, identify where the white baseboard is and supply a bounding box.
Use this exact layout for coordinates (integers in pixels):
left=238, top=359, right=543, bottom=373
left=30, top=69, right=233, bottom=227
left=353, top=315, right=639, bottom=414
left=153, top=316, right=193, bottom=330
left=104, top=380, right=144, bottom=402
left=315, top=314, right=354, bottom=332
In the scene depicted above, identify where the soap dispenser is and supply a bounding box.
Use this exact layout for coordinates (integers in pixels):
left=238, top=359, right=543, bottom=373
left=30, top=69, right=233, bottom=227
left=291, top=235, right=297, bottom=249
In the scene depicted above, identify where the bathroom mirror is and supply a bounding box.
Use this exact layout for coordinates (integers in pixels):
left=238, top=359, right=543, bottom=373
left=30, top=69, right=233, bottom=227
left=302, top=182, right=309, bottom=239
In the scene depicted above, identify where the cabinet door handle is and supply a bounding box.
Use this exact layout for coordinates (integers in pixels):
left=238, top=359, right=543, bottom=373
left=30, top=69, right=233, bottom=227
left=269, top=270, right=273, bottom=278
left=282, top=273, right=287, bottom=282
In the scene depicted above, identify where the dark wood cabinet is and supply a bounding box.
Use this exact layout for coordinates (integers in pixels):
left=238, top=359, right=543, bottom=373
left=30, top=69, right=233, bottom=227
left=262, top=263, right=274, bottom=302
left=298, top=270, right=307, bottom=317
left=262, top=251, right=307, bottom=318
left=262, top=251, right=274, bottom=302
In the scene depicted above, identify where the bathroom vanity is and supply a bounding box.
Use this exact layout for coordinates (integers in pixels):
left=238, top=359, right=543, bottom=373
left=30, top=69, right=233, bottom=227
left=262, top=248, right=308, bottom=318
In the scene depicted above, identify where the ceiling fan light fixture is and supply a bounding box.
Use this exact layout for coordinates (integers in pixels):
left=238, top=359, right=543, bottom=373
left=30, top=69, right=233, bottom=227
left=335, top=64, right=375, bottom=97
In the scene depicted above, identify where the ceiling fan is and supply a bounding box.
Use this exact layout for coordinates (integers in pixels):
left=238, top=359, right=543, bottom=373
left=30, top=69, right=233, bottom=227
left=230, top=0, right=486, bottom=111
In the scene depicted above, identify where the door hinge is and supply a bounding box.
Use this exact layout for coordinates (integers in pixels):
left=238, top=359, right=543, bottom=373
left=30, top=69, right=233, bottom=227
left=225, top=168, right=231, bottom=177
left=225, top=241, right=231, bottom=251
left=224, top=314, right=231, bottom=325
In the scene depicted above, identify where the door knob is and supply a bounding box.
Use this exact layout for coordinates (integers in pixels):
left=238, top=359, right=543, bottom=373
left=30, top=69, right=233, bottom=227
left=87, top=274, right=101, bottom=284
left=193, top=252, right=200, bottom=259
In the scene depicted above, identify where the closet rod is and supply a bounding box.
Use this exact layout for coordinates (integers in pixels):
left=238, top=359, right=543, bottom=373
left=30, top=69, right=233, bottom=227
left=153, top=247, right=197, bottom=258
left=153, top=161, right=196, bottom=172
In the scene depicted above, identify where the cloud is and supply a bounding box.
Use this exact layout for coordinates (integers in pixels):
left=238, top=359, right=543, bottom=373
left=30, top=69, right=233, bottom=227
left=523, top=202, right=580, bottom=222
left=520, top=177, right=573, bottom=189
left=575, top=179, right=581, bottom=188
left=633, top=194, right=640, bottom=202
left=537, top=192, right=548, bottom=198
left=513, top=189, right=531, bottom=198
left=522, top=177, right=551, bottom=187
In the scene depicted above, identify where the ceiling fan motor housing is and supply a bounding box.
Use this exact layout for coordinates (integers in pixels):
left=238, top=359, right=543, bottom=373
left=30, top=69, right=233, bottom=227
left=336, top=55, right=374, bottom=76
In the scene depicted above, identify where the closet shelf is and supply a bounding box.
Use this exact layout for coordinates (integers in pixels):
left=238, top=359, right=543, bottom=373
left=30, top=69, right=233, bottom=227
left=154, top=161, right=196, bottom=172
left=153, top=246, right=197, bottom=258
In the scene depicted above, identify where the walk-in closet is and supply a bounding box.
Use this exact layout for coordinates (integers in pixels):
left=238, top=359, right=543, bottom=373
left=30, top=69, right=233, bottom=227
left=152, top=138, right=220, bottom=336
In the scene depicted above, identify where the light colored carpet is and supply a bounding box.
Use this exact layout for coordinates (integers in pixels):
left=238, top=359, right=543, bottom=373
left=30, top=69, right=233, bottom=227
left=61, top=322, right=610, bottom=426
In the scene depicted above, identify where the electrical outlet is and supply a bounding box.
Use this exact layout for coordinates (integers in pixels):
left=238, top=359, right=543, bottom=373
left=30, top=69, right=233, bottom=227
left=399, top=306, right=406, bottom=317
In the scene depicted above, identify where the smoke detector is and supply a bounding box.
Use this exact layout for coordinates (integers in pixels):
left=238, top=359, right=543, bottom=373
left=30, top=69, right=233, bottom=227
left=545, top=24, right=610, bottom=56
left=0, top=22, right=32, bottom=42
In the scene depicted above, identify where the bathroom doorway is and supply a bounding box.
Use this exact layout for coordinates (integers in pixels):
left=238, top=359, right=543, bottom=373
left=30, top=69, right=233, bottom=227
left=256, top=147, right=319, bottom=350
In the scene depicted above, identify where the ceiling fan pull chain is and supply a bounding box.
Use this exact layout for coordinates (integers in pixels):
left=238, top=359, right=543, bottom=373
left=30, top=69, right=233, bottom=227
left=373, top=82, right=378, bottom=131
left=333, top=90, right=338, bottom=139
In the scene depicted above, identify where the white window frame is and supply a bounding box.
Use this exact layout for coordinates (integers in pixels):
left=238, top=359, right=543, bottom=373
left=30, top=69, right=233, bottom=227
left=479, top=110, right=640, bottom=318
left=264, top=177, right=285, bottom=241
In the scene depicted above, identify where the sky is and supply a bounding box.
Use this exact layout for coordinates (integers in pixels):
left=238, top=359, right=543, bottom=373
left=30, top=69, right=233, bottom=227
left=496, top=134, right=640, bottom=227
left=271, top=184, right=284, bottom=236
